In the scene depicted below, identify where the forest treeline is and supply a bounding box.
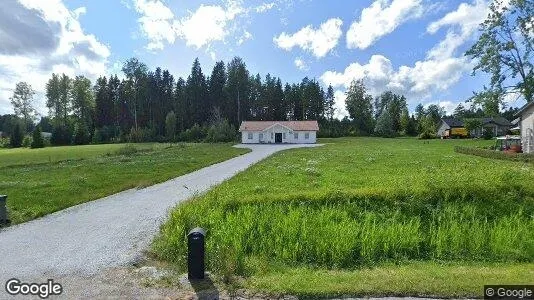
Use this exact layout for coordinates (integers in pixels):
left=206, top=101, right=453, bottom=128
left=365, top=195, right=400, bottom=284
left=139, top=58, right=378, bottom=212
left=1, top=56, right=519, bottom=148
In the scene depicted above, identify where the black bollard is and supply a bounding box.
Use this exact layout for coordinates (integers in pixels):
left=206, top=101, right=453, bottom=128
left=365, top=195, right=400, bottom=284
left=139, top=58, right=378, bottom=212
left=187, top=227, right=206, bottom=280
left=0, top=195, right=8, bottom=225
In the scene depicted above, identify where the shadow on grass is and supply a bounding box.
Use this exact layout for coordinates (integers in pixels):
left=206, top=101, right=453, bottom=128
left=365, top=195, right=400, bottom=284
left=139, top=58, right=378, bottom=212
left=190, top=275, right=219, bottom=300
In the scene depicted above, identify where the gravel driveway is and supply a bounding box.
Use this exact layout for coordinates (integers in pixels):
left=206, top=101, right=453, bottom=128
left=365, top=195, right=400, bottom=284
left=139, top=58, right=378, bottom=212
left=0, top=144, right=318, bottom=291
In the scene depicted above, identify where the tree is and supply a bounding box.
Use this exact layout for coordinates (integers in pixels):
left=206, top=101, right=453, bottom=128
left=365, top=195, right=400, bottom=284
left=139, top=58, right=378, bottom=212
left=324, top=85, right=336, bottom=121
left=165, top=111, right=177, bottom=141
left=374, top=109, right=395, bottom=137
left=226, top=57, right=250, bottom=126
left=345, top=80, right=374, bottom=135
left=71, top=76, right=95, bottom=135
left=400, top=108, right=410, bottom=134
left=10, top=82, right=37, bottom=131
left=464, top=118, right=483, bottom=137
left=466, top=0, right=533, bottom=105
left=31, top=125, right=44, bottom=148
left=10, top=122, right=23, bottom=148
left=186, top=58, right=208, bottom=126
left=122, top=57, right=148, bottom=130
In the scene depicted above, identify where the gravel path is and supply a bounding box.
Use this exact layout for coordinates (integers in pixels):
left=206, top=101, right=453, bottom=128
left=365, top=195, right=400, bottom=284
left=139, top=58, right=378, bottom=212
left=0, top=144, right=318, bottom=288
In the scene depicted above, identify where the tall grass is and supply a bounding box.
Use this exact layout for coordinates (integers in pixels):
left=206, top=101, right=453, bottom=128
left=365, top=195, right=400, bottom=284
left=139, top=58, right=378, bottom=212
left=152, top=138, right=534, bottom=276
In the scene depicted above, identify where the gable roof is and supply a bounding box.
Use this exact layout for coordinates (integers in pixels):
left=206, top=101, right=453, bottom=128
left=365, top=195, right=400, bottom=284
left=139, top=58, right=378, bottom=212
left=239, top=121, right=319, bottom=132
left=441, top=118, right=464, bottom=127
left=515, top=101, right=534, bottom=117
left=481, top=116, right=512, bottom=126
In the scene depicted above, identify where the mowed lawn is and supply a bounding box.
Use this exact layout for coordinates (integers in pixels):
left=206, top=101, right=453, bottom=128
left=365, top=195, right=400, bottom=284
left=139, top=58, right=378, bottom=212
left=0, top=143, right=249, bottom=224
left=153, top=137, right=534, bottom=298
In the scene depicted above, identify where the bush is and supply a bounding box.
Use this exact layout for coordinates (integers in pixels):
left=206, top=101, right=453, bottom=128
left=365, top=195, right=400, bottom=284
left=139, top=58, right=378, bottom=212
left=418, top=131, right=436, bottom=140
left=0, top=137, right=9, bottom=148
left=113, top=144, right=138, bottom=156
left=179, top=124, right=207, bottom=142
left=72, top=122, right=91, bottom=145
left=31, top=126, right=45, bottom=148
left=483, top=128, right=494, bottom=140
left=128, top=127, right=156, bottom=143
left=455, top=146, right=534, bottom=163
left=9, top=122, right=23, bottom=148
left=22, top=135, right=32, bottom=148
left=206, top=120, right=237, bottom=143
left=92, top=128, right=103, bottom=144
left=51, top=125, right=73, bottom=146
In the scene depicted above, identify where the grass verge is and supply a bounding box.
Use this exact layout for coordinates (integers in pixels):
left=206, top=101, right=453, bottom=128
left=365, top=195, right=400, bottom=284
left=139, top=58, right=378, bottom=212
left=0, top=143, right=249, bottom=224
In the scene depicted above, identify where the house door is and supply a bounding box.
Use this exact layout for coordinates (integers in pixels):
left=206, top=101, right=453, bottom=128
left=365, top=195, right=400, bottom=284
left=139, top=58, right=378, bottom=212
left=275, top=133, right=283, bottom=143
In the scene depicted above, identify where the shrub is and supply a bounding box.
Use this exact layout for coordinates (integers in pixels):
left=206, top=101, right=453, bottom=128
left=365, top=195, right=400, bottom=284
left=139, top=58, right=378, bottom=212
left=483, top=128, right=494, bottom=140
left=31, top=126, right=45, bottom=148
left=9, top=122, right=23, bottom=148
left=179, top=124, right=207, bottom=142
left=113, top=144, right=138, bottom=156
left=72, top=122, right=91, bottom=145
left=455, top=146, right=534, bottom=163
left=128, top=127, right=156, bottom=143
left=206, top=120, right=237, bottom=143
left=22, top=135, right=32, bottom=148
left=51, top=125, right=73, bottom=146
left=165, top=111, right=177, bottom=142
left=92, top=128, right=103, bottom=144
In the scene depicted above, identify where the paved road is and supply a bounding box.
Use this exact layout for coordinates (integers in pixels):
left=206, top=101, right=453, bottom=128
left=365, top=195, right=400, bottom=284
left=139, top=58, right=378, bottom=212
left=0, top=144, right=319, bottom=286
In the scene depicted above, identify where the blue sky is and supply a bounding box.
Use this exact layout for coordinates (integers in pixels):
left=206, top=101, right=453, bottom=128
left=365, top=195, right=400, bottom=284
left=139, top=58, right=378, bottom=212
left=0, top=0, right=524, bottom=118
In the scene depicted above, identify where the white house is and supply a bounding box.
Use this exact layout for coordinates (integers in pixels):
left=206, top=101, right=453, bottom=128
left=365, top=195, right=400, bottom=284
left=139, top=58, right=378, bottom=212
left=516, top=101, right=534, bottom=153
left=239, top=121, right=319, bottom=144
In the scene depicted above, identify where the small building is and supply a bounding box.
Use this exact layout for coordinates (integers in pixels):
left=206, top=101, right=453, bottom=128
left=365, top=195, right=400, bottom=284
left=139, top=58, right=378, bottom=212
left=239, top=121, right=319, bottom=144
left=437, top=117, right=512, bottom=138
left=41, top=132, right=52, bottom=139
left=515, top=101, right=534, bottom=153
left=437, top=118, right=467, bottom=138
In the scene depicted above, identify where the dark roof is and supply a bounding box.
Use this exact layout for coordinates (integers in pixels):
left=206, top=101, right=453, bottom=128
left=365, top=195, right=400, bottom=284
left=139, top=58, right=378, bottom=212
left=515, top=101, right=534, bottom=117
left=481, top=117, right=512, bottom=126
left=441, top=118, right=464, bottom=127
left=440, top=117, right=512, bottom=128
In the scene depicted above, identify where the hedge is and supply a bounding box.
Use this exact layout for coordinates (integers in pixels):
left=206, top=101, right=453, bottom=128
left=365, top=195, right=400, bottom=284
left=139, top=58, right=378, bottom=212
left=454, top=146, right=534, bottom=163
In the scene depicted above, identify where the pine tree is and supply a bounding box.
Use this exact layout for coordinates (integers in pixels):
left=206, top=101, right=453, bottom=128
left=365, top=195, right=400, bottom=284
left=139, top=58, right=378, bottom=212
left=31, top=125, right=44, bottom=148
left=10, top=122, right=23, bottom=148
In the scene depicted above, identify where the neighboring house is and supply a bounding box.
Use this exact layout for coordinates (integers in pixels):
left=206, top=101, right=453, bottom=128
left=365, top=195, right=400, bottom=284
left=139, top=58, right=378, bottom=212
left=239, top=121, right=319, bottom=144
left=437, top=117, right=512, bottom=138
left=437, top=119, right=467, bottom=138
left=515, top=101, right=534, bottom=154
left=472, top=117, right=512, bottom=137
left=41, top=132, right=52, bottom=139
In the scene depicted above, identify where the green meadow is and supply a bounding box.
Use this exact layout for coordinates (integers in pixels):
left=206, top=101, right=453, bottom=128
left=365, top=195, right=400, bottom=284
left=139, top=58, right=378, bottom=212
left=153, top=138, right=534, bottom=297
left=0, top=143, right=249, bottom=224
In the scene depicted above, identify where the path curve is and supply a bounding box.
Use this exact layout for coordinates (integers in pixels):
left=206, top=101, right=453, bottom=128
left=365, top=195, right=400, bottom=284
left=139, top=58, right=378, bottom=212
left=0, top=144, right=319, bottom=286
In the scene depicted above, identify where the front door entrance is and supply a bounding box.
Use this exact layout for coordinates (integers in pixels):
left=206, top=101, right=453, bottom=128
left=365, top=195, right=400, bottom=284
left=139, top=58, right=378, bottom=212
left=275, top=133, right=283, bottom=143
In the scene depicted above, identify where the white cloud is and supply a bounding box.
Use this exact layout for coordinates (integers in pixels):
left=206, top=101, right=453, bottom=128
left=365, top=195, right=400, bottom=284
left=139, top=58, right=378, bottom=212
left=320, top=54, right=471, bottom=109
left=346, top=0, right=423, bottom=50
left=274, top=18, right=343, bottom=58
left=0, top=0, right=110, bottom=115
left=333, top=90, right=349, bottom=119
left=294, top=57, right=309, bottom=71
left=255, top=2, right=275, bottom=13
left=426, top=0, right=489, bottom=60
left=237, top=30, right=253, bottom=45
left=132, top=0, right=178, bottom=50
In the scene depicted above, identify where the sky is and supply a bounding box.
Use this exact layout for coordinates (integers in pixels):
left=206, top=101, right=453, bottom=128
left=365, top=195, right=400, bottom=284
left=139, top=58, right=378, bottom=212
left=0, top=0, right=526, bottom=119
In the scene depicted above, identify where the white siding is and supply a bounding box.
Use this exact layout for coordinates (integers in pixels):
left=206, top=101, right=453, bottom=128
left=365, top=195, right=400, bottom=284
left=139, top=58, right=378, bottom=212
left=240, top=124, right=317, bottom=144
left=437, top=121, right=450, bottom=137
left=520, top=105, right=534, bottom=153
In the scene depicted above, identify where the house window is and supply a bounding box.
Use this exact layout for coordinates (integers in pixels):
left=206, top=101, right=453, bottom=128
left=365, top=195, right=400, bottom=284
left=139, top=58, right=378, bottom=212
left=305, top=133, right=310, bottom=139
left=248, top=133, right=253, bottom=140
left=271, top=132, right=274, bottom=139
left=259, top=133, right=263, bottom=140
left=294, top=132, right=299, bottom=139
left=283, top=133, right=286, bottom=139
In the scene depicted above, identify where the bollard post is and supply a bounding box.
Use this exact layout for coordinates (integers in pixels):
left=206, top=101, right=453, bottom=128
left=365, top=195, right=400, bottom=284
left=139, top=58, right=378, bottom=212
left=0, top=195, right=9, bottom=225
left=187, top=227, right=206, bottom=280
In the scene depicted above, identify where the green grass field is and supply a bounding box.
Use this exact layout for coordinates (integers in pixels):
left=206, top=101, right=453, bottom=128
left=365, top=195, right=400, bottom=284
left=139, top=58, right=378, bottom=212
left=0, top=143, right=249, bottom=224
left=152, top=137, right=534, bottom=297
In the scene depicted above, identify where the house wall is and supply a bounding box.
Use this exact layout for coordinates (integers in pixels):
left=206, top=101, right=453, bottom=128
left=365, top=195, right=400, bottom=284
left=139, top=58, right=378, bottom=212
left=520, top=105, right=534, bottom=153
left=437, top=122, right=450, bottom=137
left=241, top=124, right=317, bottom=144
